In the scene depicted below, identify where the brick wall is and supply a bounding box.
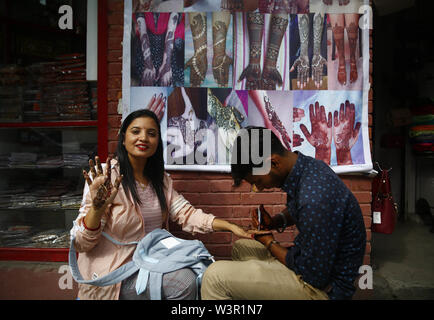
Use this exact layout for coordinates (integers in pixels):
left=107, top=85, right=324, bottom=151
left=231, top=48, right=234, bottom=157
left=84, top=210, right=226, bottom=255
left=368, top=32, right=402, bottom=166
left=106, top=0, right=373, bottom=264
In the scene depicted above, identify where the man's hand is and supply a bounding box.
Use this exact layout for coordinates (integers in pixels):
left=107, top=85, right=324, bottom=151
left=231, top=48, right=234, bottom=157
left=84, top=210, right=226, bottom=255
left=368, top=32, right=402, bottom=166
left=251, top=204, right=274, bottom=230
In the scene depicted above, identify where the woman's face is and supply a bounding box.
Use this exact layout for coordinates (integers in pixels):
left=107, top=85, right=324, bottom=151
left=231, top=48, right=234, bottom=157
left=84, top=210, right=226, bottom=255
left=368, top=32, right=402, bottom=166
left=123, top=116, right=160, bottom=161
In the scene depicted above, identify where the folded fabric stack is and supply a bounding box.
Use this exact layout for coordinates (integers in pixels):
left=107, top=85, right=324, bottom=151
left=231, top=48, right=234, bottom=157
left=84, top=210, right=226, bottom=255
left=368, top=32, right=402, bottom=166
left=53, top=53, right=91, bottom=120
left=0, top=154, right=9, bottom=168
left=63, top=153, right=90, bottom=168
left=29, top=62, right=60, bottom=121
left=0, top=66, right=24, bottom=122
left=8, top=152, right=38, bottom=168
left=409, top=102, right=434, bottom=155
left=36, top=155, right=64, bottom=168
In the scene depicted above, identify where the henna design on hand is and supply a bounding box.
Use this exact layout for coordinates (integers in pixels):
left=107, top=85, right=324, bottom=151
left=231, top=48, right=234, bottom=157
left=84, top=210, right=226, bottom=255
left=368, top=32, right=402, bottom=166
left=264, top=95, right=291, bottom=150
left=300, top=102, right=333, bottom=164
left=136, top=15, right=157, bottom=86
left=333, top=100, right=361, bottom=165
left=185, top=13, right=208, bottom=87
left=261, top=14, right=288, bottom=89
left=84, top=156, right=123, bottom=210
left=346, top=22, right=359, bottom=84
left=239, top=12, right=264, bottom=89
left=312, top=13, right=327, bottom=89
left=322, top=0, right=332, bottom=5
left=290, top=14, right=309, bottom=89
left=212, top=19, right=233, bottom=87
left=157, top=13, right=179, bottom=87
left=221, top=0, right=244, bottom=11
left=293, top=107, right=305, bottom=122
left=146, top=92, right=166, bottom=122
left=332, top=24, right=346, bottom=85
left=207, top=89, right=244, bottom=131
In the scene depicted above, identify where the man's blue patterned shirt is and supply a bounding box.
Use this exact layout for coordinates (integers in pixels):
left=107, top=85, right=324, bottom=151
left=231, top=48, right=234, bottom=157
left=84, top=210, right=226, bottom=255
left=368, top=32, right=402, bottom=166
left=283, top=152, right=366, bottom=300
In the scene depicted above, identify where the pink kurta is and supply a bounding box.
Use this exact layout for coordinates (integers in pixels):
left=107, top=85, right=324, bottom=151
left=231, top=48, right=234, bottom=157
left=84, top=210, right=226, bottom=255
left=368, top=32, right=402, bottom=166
left=70, top=160, right=215, bottom=300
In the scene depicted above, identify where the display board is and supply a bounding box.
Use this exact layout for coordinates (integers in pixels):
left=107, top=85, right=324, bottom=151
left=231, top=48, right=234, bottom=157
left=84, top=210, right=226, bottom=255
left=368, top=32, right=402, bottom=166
left=122, top=0, right=372, bottom=174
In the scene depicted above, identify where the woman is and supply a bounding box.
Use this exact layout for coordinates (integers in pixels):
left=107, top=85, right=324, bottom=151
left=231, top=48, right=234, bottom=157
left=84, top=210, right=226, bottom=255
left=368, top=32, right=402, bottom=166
left=71, top=109, right=263, bottom=300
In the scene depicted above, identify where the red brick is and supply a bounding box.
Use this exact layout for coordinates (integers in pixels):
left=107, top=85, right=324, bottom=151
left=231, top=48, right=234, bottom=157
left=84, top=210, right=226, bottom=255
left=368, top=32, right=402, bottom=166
left=232, top=181, right=252, bottom=192
left=108, top=50, right=122, bottom=62
left=181, top=193, right=201, bottom=205
left=108, top=128, right=119, bottom=141
left=365, top=242, right=371, bottom=255
left=108, top=115, right=122, bottom=129
left=198, top=205, right=233, bottom=218
left=363, top=216, right=372, bottom=228
left=353, top=191, right=372, bottom=204
left=352, top=177, right=372, bottom=191
left=108, top=0, right=124, bottom=12
left=241, top=192, right=285, bottom=205
left=209, top=180, right=236, bottom=192
left=360, top=204, right=372, bottom=216
left=108, top=101, right=119, bottom=115
left=108, top=62, right=122, bottom=75
left=108, top=12, right=123, bottom=25
left=168, top=171, right=202, bottom=180
left=198, top=173, right=232, bottom=180
left=108, top=141, right=118, bottom=154
left=108, top=37, right=122, bottom=50
left=108, top=89, right=122, bottom=103
left=232, top=205, right=256, bottom=218
left=363, top=254, right=370, bottom=265
left=108, top=25, right=123, bottom=38
left=274, top=231, right=295, bottom=243
left=201, top=193, right=241, bottom=205
left=108, top=76, right=122, bottom=89
left=339, top=177, right=352, bottom=189
left=172, top=180, right=210, bottom=193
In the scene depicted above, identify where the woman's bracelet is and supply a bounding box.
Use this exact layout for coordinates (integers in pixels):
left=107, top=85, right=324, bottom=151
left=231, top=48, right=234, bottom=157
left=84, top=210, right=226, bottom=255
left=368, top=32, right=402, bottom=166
left=83, top=218, right=101, bottom=231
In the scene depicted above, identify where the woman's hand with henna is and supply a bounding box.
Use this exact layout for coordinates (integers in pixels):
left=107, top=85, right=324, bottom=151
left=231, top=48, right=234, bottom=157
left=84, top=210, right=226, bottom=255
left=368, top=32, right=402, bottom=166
left=311, top=54, right=327, bottom=89
left=212, top=54, right=233, bottom=87
left=221, top=0, right=244, bottom=11
left=83, top=156, right=123, bottom=211
left=147, top=93, right=166, bottom=122
left=157, top=62, right=172, bottom=87
left=300, top=101, right=333, bottom=164
left=293, top=107, right=305, bottom=122
left=290, top=55, right=310, bottom=89
left=261, top=65, right=283, bottom=90
left=238, top=64, right=262, bottom=90
left=185, top=52, right=207, bottom=86
left=333, top=100, right=361, bottom=165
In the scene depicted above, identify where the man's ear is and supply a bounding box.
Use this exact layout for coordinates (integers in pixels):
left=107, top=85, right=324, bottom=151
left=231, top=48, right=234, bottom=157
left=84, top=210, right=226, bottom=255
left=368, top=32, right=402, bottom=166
left=270, top=154, right=281, bottom=169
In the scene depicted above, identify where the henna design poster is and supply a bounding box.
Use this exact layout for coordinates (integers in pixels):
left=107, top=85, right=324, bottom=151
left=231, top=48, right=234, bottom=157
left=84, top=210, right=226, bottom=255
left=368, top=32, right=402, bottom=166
left=122, top=0, right=372, bottom=174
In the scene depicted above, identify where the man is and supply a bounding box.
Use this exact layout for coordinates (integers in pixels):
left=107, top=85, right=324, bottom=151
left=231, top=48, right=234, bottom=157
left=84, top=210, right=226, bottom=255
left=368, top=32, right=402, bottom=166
left=201, top=126, right=366, bottom=300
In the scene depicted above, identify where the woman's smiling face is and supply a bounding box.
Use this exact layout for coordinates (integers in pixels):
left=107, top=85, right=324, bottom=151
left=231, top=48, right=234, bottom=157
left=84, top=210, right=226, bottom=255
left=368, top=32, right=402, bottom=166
left=123, top=116, right=160, bottom=160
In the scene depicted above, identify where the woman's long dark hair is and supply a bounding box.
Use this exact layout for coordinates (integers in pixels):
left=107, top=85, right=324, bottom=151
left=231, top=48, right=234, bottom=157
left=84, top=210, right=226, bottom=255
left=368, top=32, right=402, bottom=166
left=116, top=109, right=168, bottom=215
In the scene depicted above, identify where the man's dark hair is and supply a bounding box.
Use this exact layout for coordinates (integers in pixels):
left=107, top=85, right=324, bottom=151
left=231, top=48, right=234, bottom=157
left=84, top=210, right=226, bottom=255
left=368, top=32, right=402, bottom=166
left=231, top=126, right=288, bottom=186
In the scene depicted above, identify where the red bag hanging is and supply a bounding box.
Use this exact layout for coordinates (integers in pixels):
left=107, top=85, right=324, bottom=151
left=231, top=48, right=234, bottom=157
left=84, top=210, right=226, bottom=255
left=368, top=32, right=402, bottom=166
left=371, top=163, right=398, bottom=234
